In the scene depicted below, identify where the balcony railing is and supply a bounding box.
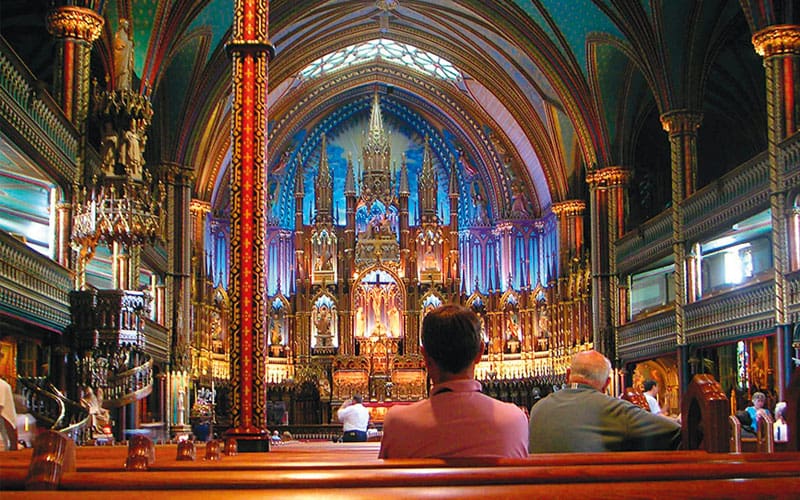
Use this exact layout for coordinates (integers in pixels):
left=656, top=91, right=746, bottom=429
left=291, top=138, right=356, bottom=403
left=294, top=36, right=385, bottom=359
left=0, top=230, right=71, bottom=332
left=0, top=37, right=78, bottom=184
left=684, top=279, right=775, bottom=346
left=616, top=210, right=672, bottom=275
left=616, top=133, right=800, bottom=276
left=617, top=309, right=676, bottom=360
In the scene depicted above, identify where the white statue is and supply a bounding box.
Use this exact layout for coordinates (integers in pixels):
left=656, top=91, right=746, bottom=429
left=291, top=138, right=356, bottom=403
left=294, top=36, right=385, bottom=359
left=177, top=388, right=186, bottom=426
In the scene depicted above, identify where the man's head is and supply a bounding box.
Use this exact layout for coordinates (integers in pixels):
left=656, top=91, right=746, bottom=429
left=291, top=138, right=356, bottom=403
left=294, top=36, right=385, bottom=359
left=643, top=380, right=658, bottom=394
left=567, top=350, right=612, bottom=392
left=421, top=304, right=482, bottom=380
left=352, top=394, right=363, bottom=404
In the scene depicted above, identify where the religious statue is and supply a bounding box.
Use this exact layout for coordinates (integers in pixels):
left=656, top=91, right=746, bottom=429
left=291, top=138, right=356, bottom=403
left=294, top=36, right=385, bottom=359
left=80, top=386, right=111, bottom=434
left=99, top=121, right=118, bottom=176
left=472, top=181, right=490, bottom=225
left=315, top=307, right=332, bottom=347
left=113, top=19, right=134, bottom=91
left=177, top=388, right=186, bottom=426
left=315, top=238, right=333, bottom=271
left=509, top=183, right=530, bottom=218
left=422, top=239, right=437, bottom=270
left=119, top=119, right=143, bottom=179
left=388, top=304, right=400, bottom=336
left=371, top=290, right=384, bottom=327
left=269, top=313, right=283, bottom=354
left=506, top=311, right=521, bottom=353
left=355, top=305, right=365, bottom=337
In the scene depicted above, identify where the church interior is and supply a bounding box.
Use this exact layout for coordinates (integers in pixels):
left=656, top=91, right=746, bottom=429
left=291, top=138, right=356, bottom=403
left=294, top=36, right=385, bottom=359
left=0, top=0, right=799, bottom=468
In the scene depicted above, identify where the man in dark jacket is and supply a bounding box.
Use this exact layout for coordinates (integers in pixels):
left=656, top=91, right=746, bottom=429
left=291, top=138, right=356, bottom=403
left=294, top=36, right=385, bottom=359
left=529, top=350, right=681, bottom=453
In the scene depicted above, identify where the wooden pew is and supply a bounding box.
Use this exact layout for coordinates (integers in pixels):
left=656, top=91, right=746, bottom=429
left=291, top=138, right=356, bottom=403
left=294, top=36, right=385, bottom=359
left=1, top=452, right=797, bottom=498
left=2, top=370, right=797, bottom=496
left=682, top=373, right=730, bottom=452
left=4, top=438, right=800, bottom=493
left=787, top=366, right=799, bottom=451
left=0, top=477, right=799, bottom=499
left=620, top=387, right=649, bottom=410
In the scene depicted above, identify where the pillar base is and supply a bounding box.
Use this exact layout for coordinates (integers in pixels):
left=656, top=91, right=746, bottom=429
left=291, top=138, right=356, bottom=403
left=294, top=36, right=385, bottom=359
left=225, top=429, right=270, bottom=452
left=171, top=424, right=191, bottom=441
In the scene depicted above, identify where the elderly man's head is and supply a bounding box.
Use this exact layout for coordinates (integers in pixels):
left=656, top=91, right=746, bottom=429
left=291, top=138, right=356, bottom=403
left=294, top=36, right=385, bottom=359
left=421, top=304, right=483, bottom=378
left=567, top=350, right=612, bottom=391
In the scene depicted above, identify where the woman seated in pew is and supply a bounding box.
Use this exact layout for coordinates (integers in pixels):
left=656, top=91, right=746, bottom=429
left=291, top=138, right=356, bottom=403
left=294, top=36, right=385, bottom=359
left=735, top=410, right=757, bottom=438
left=744, top=392, right=771, bottom=434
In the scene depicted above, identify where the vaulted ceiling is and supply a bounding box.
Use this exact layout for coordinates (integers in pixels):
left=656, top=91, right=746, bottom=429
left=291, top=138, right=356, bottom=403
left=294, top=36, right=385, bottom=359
left=2, top=1, right=784, bottom=230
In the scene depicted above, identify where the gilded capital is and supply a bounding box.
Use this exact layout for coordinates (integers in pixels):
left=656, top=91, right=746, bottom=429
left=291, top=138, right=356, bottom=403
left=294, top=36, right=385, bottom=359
left=225, top=39, right=276, bottom=59
left=551, top=200, right=586, bottom=218
left=752, top=25, right=800, bottom=58
left=585, top=166, right=630, bottom=188
left=660, top=110, right=703, bottom=134
left=190, top=200, right=212, bottom=215
left=46, top=6, right=104, bottom=42
left=162, top=162, right=195, bottom=183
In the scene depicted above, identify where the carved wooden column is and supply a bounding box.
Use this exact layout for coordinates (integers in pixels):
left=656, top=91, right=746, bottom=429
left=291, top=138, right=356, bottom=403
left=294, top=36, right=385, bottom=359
left=660, top=110, right=702, bottom=394
left=586, top=167, right=629, bottom=359
left=226, top=0, right=272, bottom=450
left=190, top=199, right=211, bottom=376
left=163, top=164, right=194, bottom=373
left=752, top=24, right=800, bottom=399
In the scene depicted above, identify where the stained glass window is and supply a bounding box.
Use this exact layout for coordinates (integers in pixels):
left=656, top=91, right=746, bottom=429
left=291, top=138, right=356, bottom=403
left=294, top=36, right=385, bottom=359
left=300, top=38, right=461, bottom=81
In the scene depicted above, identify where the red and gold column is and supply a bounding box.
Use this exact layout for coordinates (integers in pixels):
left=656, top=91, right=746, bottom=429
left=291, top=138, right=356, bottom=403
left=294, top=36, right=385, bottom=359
left=46, top=6, right=103, bottom=127
left=226, top=0, right=272, bottom=450
left=228, top=0, right=274, bottom=451
left=752, top=24, right=800, bottom=399
left=47, top=6, right=103, bottom=278
left=586, top=167, right=629, bottom=359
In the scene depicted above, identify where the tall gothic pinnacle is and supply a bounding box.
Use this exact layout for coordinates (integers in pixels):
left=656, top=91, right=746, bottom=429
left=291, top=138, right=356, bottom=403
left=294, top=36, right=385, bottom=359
left=365, top=91, right=389, bottom=155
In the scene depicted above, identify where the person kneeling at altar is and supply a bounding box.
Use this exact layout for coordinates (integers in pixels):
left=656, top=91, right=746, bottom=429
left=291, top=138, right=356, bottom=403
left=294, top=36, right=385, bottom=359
left=80, top=386, right=112, bottom=435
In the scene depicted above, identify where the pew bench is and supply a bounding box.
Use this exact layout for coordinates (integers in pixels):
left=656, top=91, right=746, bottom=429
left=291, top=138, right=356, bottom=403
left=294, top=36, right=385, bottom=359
left=0, top=477, right=798, bottom=499
left=3, top=441, right=800, bottom=498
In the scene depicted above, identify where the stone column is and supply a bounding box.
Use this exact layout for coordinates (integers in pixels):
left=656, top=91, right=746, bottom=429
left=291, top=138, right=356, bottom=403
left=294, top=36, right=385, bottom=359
left=225, top=0, right=273, bottom=450
left=752, top=24, right=800, bottom=399
left=55, top=202, right=72, bottom=267
left=165, top=164, right=194, bottom=373
left=660, top=110, right=702, bottom=395
left=494, top=222, right=514, bottom=290
left=586, top=167, right=629, bottom=359
left=551, top=200, right=586, bottom=272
